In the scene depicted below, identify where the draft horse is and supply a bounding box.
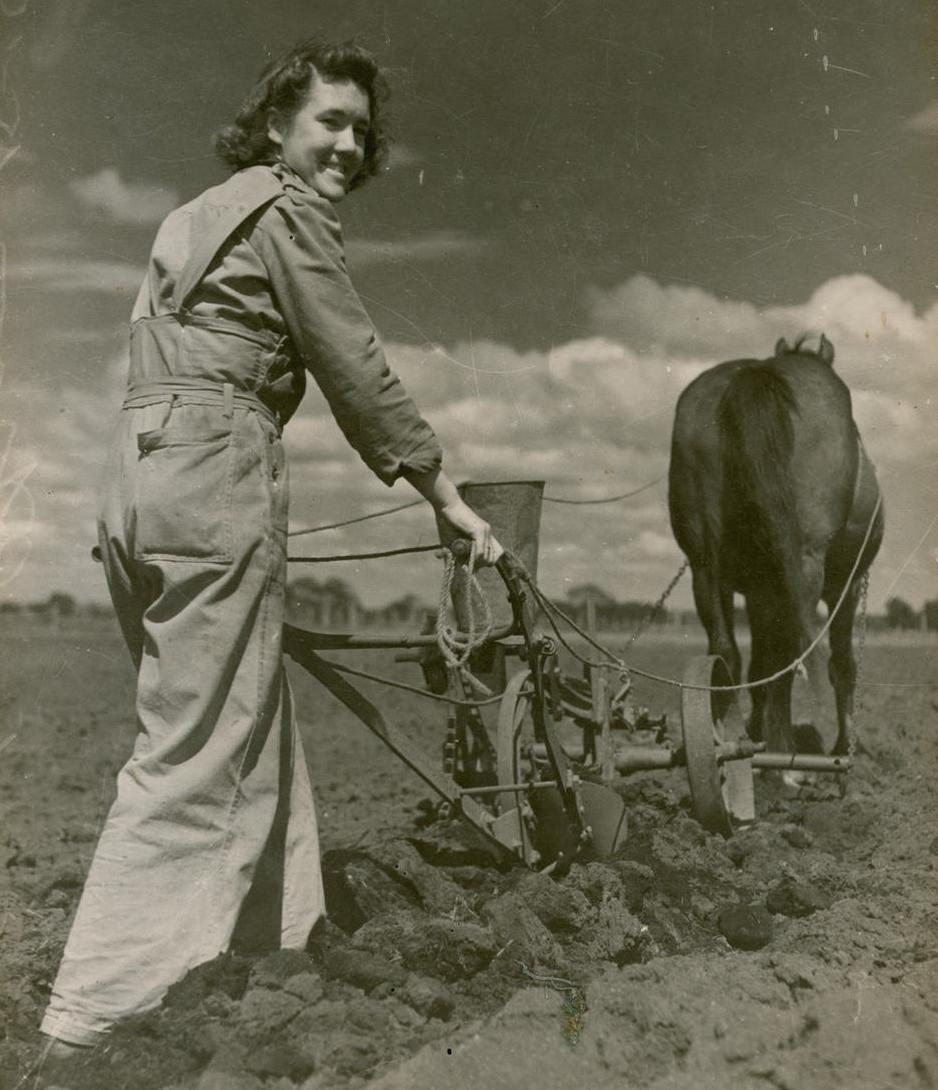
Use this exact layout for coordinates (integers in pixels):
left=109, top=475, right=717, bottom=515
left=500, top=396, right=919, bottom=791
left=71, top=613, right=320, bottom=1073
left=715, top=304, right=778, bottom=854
left=668, top=335, right=884, bottom=755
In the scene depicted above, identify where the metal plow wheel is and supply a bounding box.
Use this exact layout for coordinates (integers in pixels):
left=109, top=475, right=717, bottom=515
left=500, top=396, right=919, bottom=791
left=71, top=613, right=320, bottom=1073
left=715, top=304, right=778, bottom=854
left=493, top=669, right=627, bottom=868
left=681, top=655, right=756, bottom=835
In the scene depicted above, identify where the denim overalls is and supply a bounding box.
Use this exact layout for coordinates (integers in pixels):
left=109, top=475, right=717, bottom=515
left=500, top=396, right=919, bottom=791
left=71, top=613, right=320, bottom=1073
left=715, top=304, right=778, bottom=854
left=42, top=171, right=324, bottom=1046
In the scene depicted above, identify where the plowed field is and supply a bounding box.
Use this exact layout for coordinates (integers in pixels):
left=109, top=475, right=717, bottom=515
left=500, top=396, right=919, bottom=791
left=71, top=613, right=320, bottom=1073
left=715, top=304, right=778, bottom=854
left=1, top=618, right=936, bottom=1089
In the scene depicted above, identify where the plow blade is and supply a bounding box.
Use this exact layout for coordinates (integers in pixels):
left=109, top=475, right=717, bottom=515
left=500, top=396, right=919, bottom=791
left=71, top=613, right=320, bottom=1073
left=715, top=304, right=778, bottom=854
left=579, top=780, right=628, bottom=857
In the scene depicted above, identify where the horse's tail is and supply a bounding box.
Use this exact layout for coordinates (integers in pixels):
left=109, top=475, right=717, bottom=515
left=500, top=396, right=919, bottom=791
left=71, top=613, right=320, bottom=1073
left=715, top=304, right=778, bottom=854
left=718, top=364, right=800, bottom=588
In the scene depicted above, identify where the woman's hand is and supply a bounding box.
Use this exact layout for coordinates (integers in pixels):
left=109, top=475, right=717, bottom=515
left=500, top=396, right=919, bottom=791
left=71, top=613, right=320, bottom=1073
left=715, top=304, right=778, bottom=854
left=437, top=496, right=503, bottom=566
left=402, top=466, right=504, bottom=567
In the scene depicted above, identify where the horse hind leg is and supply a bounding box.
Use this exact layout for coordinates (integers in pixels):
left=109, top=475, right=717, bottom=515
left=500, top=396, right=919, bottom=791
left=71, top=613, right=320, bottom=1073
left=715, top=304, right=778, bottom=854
left=745, top=589, right=799, bottom=755
left=790, top=553, right=838, bottom=754
left=691, top=564, right=741, bottom=684
left=826, top=579, right=861, bottom=756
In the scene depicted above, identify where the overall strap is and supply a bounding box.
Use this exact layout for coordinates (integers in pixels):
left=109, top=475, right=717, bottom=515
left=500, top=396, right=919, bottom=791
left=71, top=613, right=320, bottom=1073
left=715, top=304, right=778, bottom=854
left=171, top=167, right=283, bottom=312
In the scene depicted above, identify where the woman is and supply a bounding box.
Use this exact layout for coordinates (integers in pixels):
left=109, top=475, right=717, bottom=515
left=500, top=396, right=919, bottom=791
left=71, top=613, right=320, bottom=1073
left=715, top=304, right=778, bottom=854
left=39, top=38, right=500, bottom=1062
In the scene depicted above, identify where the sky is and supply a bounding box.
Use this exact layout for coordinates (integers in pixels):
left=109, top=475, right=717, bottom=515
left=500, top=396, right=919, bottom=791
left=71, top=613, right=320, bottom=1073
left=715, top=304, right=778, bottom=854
left=1, top=0, right=936, bottom=614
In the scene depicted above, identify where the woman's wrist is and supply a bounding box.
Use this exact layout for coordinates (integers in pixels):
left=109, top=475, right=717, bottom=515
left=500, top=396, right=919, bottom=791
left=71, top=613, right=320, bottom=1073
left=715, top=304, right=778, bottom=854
left=402, top=466, right=459, bottom=512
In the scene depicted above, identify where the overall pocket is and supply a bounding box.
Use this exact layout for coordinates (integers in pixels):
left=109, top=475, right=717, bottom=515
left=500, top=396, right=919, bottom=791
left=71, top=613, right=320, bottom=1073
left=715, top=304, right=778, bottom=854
left=133, top=427, right=234, bottom=563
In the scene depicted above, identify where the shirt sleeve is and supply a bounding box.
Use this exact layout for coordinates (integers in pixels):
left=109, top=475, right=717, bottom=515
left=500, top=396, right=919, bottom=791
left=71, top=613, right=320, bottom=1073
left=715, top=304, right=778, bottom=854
left=252, top=185, right=443, bottom=487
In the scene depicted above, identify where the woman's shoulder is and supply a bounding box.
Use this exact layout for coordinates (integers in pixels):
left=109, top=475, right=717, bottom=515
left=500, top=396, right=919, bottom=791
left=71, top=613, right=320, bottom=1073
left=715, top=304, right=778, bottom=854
left=174, top=164, right=342, bottom=246
left=252, top=164, right=345, bottom=251
left=200, top=163, right=285, bottom=212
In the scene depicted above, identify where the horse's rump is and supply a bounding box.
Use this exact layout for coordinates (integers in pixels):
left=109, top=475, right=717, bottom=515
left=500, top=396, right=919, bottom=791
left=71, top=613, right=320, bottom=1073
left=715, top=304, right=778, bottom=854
left=717, top=363, right=802, bottom=593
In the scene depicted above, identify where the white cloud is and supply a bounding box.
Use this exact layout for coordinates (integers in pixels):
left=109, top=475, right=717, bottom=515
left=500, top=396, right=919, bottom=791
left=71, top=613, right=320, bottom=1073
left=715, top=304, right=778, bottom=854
left=3, top=273, right=935, bottom=614
left=587, top=274, right=766, bottom=357
left=769, top=274, right=926, bottom=345
left=70, top=167, right=178, bottom=226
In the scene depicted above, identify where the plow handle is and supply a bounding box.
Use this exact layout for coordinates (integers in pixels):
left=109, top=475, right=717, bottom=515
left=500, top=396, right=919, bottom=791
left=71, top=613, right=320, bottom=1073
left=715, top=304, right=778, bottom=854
left=446, top=540, right=533, bottom=649
left=448, top=538, right=527, bottom=585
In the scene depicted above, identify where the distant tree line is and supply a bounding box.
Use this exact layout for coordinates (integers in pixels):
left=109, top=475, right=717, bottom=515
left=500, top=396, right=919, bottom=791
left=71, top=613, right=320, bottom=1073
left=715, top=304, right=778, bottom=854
left=884, top=596, right=936, bottom=632
left=3, top=589, right=937, bottom=634
left=0, top=594, right=112, bottom=621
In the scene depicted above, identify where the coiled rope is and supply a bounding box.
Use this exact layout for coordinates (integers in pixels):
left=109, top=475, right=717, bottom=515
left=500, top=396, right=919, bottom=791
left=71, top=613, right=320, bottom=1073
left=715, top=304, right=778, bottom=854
left=435, top=542, right=494, bottom=668
left=286, top=543, right=500, bottom=707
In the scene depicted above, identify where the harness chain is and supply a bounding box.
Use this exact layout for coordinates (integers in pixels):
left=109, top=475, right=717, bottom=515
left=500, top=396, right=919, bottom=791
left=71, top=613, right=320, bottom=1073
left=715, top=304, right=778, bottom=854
left=625, top=559, right=689, bottom=649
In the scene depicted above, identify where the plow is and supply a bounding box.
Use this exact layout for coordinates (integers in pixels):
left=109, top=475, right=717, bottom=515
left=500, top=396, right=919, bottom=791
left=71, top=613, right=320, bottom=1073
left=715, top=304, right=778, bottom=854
left=283, top=480, right=852, bottom=872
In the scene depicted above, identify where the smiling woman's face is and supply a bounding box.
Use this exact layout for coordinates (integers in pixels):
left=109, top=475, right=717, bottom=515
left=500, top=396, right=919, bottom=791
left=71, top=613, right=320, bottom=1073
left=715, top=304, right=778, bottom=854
left=267, top=73, right=371, bottom=203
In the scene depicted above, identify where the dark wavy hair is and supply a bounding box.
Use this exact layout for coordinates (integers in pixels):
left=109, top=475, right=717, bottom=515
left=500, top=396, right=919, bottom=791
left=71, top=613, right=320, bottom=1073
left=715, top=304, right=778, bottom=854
left=213, top=39, right=389, bottom=189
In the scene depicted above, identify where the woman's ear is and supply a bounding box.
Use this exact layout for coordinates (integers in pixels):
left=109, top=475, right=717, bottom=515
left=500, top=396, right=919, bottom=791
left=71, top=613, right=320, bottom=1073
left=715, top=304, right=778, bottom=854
left=266, top=110, right=285, bottom=148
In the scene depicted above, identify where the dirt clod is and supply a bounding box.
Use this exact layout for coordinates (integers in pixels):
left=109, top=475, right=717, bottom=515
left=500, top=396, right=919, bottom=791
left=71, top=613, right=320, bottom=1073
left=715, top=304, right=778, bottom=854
left=243, top=1039, right=316, bottom=1081
left=321, top=947, right=408, bottom=992
left=322, top=850, right=421, bottom=934
left=718, top=902, right=774, bottom=950
left=398, top=975, right=455, bottom=1021
left=162, top=953, right=251, bottom=1011
left=351, top=910, right=498, bottom=982
left=781, top=824, right=815, bottom=849
left=514, top=870, right=591, bottom=933
left=282, top=972, right=325, bottom=1005
left=481, top=890, right=565, bottom=967
left=607, top=859, right=656, bottom=911
left=248, top=948, right=316, bottom=989
left=766, top=877, right=831, bottom=918
left=581, top=890, right=648, bottom=965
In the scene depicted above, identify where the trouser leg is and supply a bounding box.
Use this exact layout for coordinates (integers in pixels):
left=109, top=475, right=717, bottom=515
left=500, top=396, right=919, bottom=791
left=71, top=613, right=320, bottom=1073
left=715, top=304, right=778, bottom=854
left=42, top=406, right=323, bottom=1046
left=231, top=673, right=323, bottom=954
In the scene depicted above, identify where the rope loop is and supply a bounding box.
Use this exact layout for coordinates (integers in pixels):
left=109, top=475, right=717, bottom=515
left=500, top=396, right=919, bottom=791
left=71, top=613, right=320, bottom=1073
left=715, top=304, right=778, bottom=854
left=435, top=543, right=494, bottom=671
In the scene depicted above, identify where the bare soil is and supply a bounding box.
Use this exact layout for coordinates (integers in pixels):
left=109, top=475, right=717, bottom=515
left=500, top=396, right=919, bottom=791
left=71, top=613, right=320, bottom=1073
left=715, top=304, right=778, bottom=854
left=1, top=617, right=936, bottom=1089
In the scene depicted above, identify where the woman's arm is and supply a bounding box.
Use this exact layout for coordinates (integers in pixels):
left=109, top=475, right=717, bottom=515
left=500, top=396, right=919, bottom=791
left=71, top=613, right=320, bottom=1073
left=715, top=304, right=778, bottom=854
left=254, top=178, right=501, bottom=563
left=255, top=180, right=443, bottom=485
left=402, top=465, right=502, bottom=565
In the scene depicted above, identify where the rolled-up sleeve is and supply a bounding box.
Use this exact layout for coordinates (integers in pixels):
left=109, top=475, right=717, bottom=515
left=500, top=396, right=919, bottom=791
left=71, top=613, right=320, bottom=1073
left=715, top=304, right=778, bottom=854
left=253, top=185, right=443, bottom=486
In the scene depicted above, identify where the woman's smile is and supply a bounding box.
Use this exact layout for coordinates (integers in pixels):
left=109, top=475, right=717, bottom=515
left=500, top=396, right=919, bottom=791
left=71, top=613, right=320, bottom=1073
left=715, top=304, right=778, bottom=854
left=267, top=75, right=371, bottom=202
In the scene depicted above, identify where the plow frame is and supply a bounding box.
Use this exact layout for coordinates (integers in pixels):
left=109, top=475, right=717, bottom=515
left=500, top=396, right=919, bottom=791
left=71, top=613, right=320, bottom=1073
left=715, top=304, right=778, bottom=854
left=283, top=481, right=853, bottom=869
